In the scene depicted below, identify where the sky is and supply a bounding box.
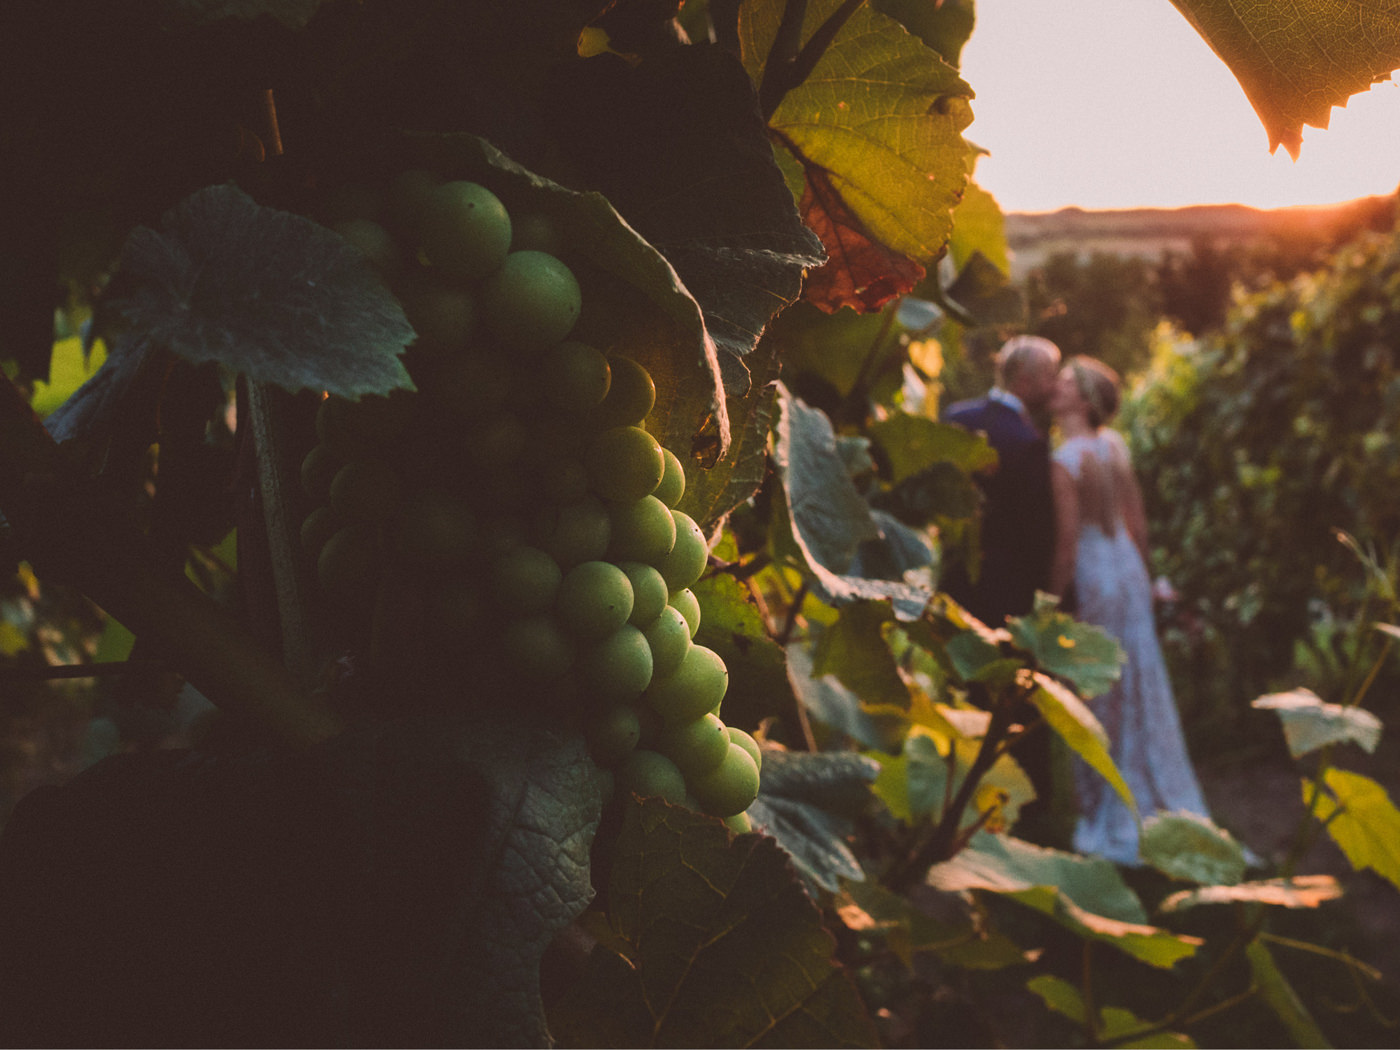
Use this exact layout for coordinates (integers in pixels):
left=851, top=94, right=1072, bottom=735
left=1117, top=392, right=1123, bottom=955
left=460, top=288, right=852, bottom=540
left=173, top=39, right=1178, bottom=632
left=958, top=1, right=1400, bottom=213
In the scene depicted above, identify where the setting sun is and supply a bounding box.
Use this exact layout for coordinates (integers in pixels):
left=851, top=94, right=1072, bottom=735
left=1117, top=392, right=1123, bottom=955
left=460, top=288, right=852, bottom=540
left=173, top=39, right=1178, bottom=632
left=960, top=1, right=1400, bottom=213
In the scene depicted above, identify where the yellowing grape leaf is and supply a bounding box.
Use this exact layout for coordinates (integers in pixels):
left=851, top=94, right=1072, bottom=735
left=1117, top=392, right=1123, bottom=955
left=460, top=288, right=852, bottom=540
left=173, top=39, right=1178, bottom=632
left=1171, top=0, right=1400, bottom=158
left=740, top=0, right=976, bottom=312
left=1307, top=767, right=1400, bottom=892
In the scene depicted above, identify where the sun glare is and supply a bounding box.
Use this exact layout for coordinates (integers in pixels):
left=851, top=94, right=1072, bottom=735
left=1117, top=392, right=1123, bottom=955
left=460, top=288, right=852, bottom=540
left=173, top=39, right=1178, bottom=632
left=959, top=1, right=1400, bottom=213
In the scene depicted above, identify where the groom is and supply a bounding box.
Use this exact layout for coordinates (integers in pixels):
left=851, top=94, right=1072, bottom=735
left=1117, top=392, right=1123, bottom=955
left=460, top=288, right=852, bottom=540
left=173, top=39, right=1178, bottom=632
left=941, top=334, right=1061, bottom=626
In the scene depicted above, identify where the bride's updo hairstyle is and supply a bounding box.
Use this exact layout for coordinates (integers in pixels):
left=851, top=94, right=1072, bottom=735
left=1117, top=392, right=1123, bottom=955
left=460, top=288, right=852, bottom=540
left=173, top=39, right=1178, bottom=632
left=1068, top=355, right=1121, bottom=428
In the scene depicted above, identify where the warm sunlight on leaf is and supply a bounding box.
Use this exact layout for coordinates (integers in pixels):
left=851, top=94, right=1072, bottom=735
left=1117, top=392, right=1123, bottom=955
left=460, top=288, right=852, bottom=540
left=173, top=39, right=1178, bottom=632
left=1169, top=0, right=1400, bottom=158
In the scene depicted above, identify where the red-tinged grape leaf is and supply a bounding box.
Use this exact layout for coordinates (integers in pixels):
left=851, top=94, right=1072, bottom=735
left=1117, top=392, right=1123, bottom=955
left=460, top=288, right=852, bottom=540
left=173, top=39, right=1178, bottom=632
left=1245, top=940, right=1331, bottom=1050
left=1139, top=811, right=1249, bottom=886
left=1159, top=875, right=1345, bottom=914
left=104, top=184, right=415, bottom=400
left=740, top=0, right=975, bottom=310
left=1307, top=767, right=1400, bottom=892
left=549, top=798, right=879, bottom=1048
left=795, top=160, right=928, bottom=313
left=927, top=832, right=1202, bottom=968
left=1252, top=687, right=1383, bottom=757
left=1171, top=0, right=1400, bottom=159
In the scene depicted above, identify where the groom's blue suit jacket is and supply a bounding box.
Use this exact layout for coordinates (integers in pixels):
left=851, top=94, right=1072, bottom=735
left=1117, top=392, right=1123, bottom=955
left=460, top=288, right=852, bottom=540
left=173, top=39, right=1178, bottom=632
left=940, top=396, right=1057, bottom=626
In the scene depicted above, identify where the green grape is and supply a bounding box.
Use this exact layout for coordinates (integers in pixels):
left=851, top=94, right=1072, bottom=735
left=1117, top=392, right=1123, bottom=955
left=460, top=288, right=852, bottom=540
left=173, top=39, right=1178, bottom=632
left=402, top=283, right=477, bottom=355
left=317, top=522, right=380, bottom=602
left=434, top=353, right=513, bottom=418
left=606, top=495, right=676, bottom=564
left=577, top=624, right=653, bottom=704
left=329, top=458, right=401, bottom=522
left=587, top=704, right=642, bottom=766
left=387, top=168, right=440, bottom=238
left=555, top=561, right=634, bottom=640
left=722, top=811, right=753, bottom=834
left=489, top=545, right=563, bottom=615
left=333, top=218, right=400, bottom=274
left=656, top=510, right=707, bottom=590
left=690, top=743, right=761, bottom=818
left=644, top=644, right=727, bottom=724
left=533, top=496, right=610, bottom=569
left=420, top=180, right=513, bottom=279
left=727, top=726, right=762, bottom=773
left=538, top=457, right=590, bottom=505
left=618, top=562, right=668, bottom=627
left=510, top=211, right=563, bottom=254
left=540, top=341, right=610, bottom=414
left=586, top=426, right=664, bottom=503
left=653, top=447, right=686, bottom=508
left=590, top=355, right=655, bottom=429
left=617, top=749, right=687, bottom=805
left=299, top=505, right=339, bottom=559
left=501, top=615, right=575, bottom=679
left=480, top=250, right=581, bottom=347
left=642, top=605, right=691, bottom=679
left=669, top=588, right=701, bottom=638
left=655, top=712, right=729, bottom=777
left=392, top=491, right=476, bottom=571
left=300, top=444, right=341, bottom=502
left=465, top=411, right=528, bottom=471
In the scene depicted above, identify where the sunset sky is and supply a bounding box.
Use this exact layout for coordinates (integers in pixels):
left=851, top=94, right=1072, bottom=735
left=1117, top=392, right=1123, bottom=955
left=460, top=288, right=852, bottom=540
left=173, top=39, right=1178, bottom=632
left=959, top=1, right=1400, bottom=214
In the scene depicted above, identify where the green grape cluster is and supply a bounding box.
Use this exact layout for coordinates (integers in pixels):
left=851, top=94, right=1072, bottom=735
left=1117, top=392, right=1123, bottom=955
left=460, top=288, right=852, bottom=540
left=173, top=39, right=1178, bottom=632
left=302, top=172, right=759, bottom=827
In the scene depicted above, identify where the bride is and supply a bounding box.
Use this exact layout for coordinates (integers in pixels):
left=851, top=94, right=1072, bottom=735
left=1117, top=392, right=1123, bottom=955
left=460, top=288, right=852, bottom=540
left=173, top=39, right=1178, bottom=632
left=1047, top=355, right=1211, bottom=865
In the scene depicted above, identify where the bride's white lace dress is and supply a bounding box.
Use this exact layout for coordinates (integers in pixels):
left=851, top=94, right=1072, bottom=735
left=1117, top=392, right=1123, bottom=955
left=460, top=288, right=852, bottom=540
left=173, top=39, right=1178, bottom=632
left=1054, top=429, right=1210, bottom=865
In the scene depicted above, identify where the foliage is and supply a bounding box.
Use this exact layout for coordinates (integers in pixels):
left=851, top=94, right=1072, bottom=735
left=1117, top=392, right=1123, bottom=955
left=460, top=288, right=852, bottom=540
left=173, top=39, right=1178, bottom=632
left=0, top=0, right=1399, bottom=1046
left=1126, top=233, right=1400, bottom=737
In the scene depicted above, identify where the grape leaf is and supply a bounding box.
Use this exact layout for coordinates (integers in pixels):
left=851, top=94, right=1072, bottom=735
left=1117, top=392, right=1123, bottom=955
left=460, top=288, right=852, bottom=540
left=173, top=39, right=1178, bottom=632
left=944, top=251, right=1026, bottom=326
left=548, top=41, right=827, bottom=362
left=1159, top=875, right=1344, bottom=914
left=811, top=600, right=909, bottom=710
left=926, top=832, right=1202, bottom=968
left=1252, top=687, right=1383, bottom=757
left=772, top=386, right=933, bottom=615
left=748, top=749, right=881, bottom=893
left=786, top=643, right=887, bottom=748
left=839, top=877, right=1029, bottom=971
left=549, top=798, right=879, bottom=1048
left=1027, top=976, right=1195, bottom=1049
left=867, top=413, right=998, bottom=484
left=105, top=184, right=415, bottom=399
left=872, top=0, right=976, bottom=68
left=29, top=338, right=107, bottom=418
left=1030, top=672, right=1135, bottom=817
left=692, top=565, right=799, bottom=732
left=869, top=726, right=1034, bottom=832
left=740, top=0, right=975, bottom=312
left=947, top=180, right=1011, bottom=275
left=1171, top=0, right=1400, bottom=159
left=1007, top=592, right=1127, bottom=700
left=1139, top=811, right=1249, bottom=886
left=1307, top=767, right=1400, bottom=892
left=0, top=716, right=600, bottom=1047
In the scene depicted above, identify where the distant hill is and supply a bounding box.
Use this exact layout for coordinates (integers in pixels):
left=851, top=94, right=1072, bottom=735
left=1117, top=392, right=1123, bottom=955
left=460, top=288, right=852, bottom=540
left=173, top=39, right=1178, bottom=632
left=1002, top=195, right=1395, bottom=280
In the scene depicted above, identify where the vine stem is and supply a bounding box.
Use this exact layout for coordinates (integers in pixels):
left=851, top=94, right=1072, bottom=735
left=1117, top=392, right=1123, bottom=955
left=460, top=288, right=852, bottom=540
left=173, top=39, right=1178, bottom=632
left=0, top=375, right=343, bottom=747
left=758, top=0, right=866, bottom=121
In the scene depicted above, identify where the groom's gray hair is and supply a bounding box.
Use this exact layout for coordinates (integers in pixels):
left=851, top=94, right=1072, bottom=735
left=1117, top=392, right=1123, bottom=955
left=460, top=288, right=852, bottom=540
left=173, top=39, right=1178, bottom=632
left=995, top=334, right=1061, bottom=385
